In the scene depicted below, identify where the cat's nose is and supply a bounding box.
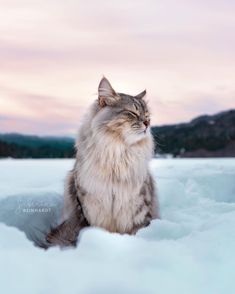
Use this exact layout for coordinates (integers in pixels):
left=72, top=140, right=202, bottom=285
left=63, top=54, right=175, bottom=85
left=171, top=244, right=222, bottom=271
left=143, top=120, right=150, bottom=128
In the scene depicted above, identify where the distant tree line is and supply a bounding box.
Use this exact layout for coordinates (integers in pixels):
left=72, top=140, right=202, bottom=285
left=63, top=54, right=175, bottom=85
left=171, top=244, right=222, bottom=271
left=0, top=134, right=75, bottom=159
left=0, top=109, right=234, bottom=158
left=151, top=109, right=235, bottom=157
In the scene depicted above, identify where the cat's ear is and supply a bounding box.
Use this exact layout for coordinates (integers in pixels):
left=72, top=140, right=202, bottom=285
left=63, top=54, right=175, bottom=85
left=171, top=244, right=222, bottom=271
left=98, top=77, right=120, bottom=107
left=135, top=90, right=146, bottom=99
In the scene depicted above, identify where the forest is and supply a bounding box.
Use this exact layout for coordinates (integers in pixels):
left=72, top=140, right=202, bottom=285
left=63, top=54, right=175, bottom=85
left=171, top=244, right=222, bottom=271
left=0, top=109, right=234, bottom=158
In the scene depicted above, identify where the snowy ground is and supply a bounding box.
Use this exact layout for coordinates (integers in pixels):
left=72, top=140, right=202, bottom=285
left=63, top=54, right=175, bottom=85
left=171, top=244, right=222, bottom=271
left=0, top=158, right=235, bottom=294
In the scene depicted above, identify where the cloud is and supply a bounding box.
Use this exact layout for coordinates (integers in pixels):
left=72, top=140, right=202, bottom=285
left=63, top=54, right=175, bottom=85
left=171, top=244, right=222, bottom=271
left=0, top=86, right=87, bottom=135
left=0, top=0, right=235, bottom=134
left=0, top=114, right=78, bottom=136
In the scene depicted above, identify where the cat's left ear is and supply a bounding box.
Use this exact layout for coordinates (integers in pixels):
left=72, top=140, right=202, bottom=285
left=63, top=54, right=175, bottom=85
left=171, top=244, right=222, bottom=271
left=98, top=77, right=120, bottom=107
left=135, top=90, right=146, bottom=99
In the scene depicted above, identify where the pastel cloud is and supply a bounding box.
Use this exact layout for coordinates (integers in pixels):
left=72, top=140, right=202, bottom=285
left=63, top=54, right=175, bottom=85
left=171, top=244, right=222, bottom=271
left=0, top=86, right=86, bottom=135
left=0, top=0, right=234, bottom=135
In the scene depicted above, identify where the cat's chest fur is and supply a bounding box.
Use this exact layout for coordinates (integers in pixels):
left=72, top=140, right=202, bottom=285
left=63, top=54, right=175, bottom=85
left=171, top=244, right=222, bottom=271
left=81, top=183, right=144, bottom=233
left=76, top=135, right=152, bottom=233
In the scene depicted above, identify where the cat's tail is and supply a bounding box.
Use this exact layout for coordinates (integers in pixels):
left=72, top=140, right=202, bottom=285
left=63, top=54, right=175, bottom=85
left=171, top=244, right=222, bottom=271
left=28, top=225, right=53, bottom=250
left=31, top=211, right=89, bottom=249
left=29, top=222, right=80, bottom=249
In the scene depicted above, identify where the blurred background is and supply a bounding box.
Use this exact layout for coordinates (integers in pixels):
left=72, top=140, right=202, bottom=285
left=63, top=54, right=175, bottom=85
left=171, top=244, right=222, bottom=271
left=0, top=0, right=234, bottom=158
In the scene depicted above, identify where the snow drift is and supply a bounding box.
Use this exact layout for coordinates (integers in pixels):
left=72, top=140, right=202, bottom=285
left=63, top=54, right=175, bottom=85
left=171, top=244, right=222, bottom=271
left=0, top=158, right=235, bottom=294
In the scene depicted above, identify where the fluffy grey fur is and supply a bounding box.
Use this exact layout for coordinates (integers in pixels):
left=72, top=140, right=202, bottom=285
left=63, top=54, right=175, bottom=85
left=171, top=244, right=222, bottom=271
left=46, top=77, right=159, bottom=247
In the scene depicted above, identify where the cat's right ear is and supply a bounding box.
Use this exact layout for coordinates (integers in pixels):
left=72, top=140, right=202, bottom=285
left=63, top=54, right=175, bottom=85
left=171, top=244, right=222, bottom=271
left=98, top=77, right=120, bottom=107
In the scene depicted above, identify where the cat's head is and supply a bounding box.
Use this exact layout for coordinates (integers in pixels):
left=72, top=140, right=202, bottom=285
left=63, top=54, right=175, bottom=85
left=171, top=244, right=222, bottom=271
left=92, top=77, right=151, bottom=145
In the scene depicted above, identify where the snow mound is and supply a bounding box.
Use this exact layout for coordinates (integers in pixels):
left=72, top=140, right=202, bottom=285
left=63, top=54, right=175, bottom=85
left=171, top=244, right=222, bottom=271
left=0, top=158, right=235, bottom=294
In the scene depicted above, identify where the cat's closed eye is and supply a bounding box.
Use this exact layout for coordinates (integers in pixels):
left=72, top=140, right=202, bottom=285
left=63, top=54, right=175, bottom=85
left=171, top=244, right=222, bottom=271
left=123, top=110, right=139, bottom=119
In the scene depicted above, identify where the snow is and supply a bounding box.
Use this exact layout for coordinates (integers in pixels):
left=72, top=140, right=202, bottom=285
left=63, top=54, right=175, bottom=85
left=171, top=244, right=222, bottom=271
left=0, top=158, right=235, bottom=294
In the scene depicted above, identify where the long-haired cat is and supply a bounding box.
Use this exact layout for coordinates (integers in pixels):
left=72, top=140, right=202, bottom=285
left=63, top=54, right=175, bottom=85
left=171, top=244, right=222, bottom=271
left=46, top=77, right=159, bottom=247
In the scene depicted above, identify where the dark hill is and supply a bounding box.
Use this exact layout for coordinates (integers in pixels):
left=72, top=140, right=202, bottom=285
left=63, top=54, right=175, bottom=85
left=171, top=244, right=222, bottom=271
left=151, top=109, right=235, bottom=157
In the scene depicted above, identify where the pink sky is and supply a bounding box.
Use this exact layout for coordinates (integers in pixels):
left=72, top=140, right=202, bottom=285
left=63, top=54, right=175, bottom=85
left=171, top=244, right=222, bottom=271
left=0, top=0, right=235, bottom=136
